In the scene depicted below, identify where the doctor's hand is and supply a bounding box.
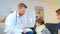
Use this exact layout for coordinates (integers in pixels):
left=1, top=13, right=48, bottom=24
left=23, top=28, right=27, bottom=34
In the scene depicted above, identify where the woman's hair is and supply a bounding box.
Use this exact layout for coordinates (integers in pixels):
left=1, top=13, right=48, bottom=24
left=36, top=19, right=44, bottom=25
left=56, top=8, right=60, bottom=15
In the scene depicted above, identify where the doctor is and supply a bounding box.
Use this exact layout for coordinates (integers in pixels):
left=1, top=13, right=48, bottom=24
left=5, top=3, right=31, bottom=34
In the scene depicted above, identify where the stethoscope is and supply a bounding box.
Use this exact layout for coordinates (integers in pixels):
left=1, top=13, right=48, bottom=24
left=16, top=11, right=23, bottom=26
left=15, top=11, right=17, bottom=25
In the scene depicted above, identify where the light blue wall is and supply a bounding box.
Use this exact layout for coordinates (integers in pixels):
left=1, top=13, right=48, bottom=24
left=0, top=0, right=19, bottom=16
left=58, top=0, right=60, bottom=8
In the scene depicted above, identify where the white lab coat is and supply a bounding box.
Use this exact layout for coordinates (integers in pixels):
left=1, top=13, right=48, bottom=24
left=5, top=11, right=26, bottom=34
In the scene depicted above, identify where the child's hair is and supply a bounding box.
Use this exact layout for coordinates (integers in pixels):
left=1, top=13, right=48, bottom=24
left=56, top=8, right=60, bottom=14
left=36, top=19, right=44, bottom=25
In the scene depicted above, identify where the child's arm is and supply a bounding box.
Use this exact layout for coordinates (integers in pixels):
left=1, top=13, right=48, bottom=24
left=42, top=27, right=51, bottom=34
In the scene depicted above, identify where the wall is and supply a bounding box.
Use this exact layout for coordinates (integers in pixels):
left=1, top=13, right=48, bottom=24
left=59, top=0, right=60, bottom=8
left=26, top=0, right=59, bottom=23
left=23, top=0, right=59, bottom=23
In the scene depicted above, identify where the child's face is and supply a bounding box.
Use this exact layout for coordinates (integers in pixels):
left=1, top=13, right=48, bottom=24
left=57, top=14, right=60, bottom=20
left=36, top=22, right=41, bottom=27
